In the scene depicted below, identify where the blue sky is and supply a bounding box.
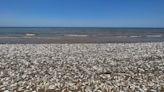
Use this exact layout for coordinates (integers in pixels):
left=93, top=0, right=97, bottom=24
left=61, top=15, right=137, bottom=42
left=0, top=0, right=164, bottom=27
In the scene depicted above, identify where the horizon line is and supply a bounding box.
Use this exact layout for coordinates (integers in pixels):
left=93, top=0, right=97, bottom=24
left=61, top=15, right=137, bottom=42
left=0, top=26, right=164, bottom=28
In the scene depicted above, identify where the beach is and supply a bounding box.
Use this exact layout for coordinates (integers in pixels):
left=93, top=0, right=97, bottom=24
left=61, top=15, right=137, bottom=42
left=0, top=42, right=164, bottom=92
left=1, top=0, right=164, bottom=91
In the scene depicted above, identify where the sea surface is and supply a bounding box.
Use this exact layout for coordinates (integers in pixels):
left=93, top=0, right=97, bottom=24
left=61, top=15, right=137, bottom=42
left=0, top=27, right=164, bottom=43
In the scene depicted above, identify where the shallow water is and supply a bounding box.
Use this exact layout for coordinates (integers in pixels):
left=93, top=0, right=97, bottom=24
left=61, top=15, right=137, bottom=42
left=0, top=27, right=164, bottom=43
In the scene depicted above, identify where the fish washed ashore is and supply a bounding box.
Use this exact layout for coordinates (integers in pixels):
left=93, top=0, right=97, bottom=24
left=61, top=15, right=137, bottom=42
left=0, top=43, right=164, bottom=92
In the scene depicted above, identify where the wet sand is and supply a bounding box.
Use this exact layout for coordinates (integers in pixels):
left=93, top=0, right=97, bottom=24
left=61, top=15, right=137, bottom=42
left=0, top=36, right=164, bottom=44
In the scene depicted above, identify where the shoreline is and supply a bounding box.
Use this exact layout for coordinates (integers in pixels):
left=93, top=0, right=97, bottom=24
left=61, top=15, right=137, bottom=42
left=0, top=37, right=164, bottom=44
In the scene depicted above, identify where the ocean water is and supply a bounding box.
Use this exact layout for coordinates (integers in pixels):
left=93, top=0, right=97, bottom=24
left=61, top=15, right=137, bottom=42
left=0, top=27, right=164, bottom=43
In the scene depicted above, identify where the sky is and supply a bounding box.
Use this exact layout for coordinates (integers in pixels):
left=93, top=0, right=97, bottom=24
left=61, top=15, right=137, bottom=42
left=0, top=0, right=164, bottom=27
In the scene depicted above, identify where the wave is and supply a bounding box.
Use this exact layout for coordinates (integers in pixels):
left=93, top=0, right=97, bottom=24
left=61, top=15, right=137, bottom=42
left=116, top=36, right=128, bottom=38
left=146, top=35, right=162, bottom=38
left=64, top=34, right=88, bottom=37
left=25, top=33, right=36, bottom=37
left=129, top=36, right=141, bottom=38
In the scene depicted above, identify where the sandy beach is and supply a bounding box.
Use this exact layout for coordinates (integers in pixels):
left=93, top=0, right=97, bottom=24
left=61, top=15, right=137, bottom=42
left=0, top=42, right=164, bottom=92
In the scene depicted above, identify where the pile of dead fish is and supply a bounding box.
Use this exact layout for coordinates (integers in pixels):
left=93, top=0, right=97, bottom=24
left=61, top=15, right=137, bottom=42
left=0, top=43, right=164, bottom=92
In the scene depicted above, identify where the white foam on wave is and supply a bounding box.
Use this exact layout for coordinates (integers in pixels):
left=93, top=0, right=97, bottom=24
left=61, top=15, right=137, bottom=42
left=146, top=35, right=162, bottom=38
left=116, top=36, right=128, bottom=38
left=64, top=34, right=88, bottom=37
left=129, top=35, right=141, bottom=38
left=25, top=33, right=36, bottom=37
